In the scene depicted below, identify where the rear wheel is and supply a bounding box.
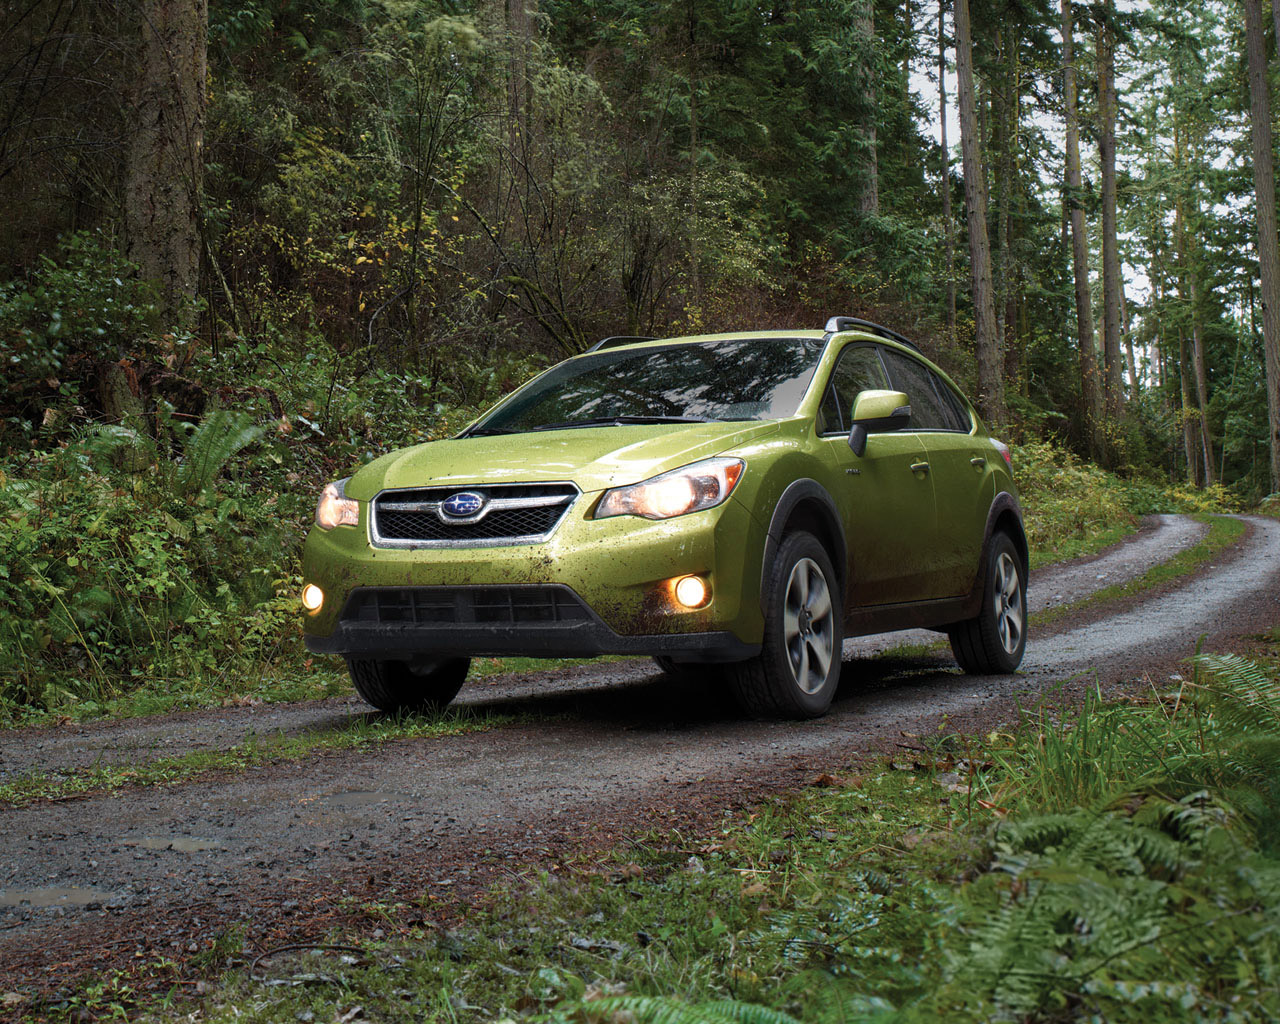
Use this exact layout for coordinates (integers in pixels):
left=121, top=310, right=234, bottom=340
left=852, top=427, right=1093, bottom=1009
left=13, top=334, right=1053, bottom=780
left=346, top=657, right=471, bottom=713
left=948, top=532, right=1026, bottom=674
left=727, top=531, right=842, bottom=719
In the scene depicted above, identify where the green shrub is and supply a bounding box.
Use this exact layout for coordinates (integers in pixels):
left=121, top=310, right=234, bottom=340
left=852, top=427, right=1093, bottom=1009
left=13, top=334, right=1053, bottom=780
left=0, top=414, right=301, bottom=717
left=1011, top=440, right=1137, bottom=562
left=0, top=232, right=168, bottom=414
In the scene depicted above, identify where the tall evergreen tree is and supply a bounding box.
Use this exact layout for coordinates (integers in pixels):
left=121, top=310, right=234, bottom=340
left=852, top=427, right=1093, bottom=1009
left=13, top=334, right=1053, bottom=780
left=1244, top=0, right=1280, bottom=492
left=1061, top=0, right=1102, bottom=456
left=955, top=0, right=1005, bottom=424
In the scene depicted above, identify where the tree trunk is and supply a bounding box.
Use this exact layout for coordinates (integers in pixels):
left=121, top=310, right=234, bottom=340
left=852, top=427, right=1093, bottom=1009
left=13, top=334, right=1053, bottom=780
left=687, top=0, right=703, bottom=312
left=955, top=0, right=1005, bottom=425
left=1097, top=8, right=1125, bottom=432
left=1122, top=293, right=1139, bottom=394
left=1245, top=0, right=1280, bottom=493
left=939, top=0, right=956, bottom=342
left=1190, top=269, right=1217, bottom=484
left=993, top=26, right=1010, bottom=355
left=123, top=0, right=207, bottom=323
left=1061, top=0, right=1102, bottom=457
left=856, top=0, right=879, bottom=217
left=1178, top=328, right=1201, bottom=485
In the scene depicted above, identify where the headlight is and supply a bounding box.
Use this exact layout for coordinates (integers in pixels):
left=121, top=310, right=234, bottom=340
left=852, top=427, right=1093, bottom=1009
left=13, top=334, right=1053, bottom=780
left=595, top=458, right=744, bottom=520
left=315, top=478, right=359, bottom=530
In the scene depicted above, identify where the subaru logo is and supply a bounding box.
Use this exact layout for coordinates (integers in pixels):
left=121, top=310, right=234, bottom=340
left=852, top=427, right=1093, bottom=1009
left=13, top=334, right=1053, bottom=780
left=441, top=491, right=486, bottom=517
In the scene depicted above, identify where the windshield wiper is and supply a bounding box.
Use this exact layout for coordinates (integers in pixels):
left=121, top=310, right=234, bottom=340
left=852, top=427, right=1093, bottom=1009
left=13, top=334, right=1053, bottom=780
left=461, top=425, right=517, bottom=437
left=530, top=415, right=708, bottom=431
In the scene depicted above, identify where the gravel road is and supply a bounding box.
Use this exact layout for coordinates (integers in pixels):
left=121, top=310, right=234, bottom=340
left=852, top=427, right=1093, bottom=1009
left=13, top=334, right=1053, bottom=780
left=0, top=513, right=1275, bottom=1000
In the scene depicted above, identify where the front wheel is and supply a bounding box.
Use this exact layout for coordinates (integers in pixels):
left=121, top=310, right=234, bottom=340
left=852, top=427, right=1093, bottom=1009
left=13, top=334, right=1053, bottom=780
left=727, top=531, right=843, bottom=719
left=346, top=657, right=471, bottom=713
left=948, top=532, right=1027, bottom=674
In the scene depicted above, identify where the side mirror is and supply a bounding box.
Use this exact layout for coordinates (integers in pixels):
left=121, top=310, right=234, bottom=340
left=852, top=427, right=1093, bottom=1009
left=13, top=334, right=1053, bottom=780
left=848, top=390, right=911, bottom=457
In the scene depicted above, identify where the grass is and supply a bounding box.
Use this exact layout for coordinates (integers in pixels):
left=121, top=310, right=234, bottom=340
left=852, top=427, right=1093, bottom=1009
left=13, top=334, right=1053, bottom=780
left=2, top=655, right=635, bottom=730
left=0, top=706, right=534, bottom=808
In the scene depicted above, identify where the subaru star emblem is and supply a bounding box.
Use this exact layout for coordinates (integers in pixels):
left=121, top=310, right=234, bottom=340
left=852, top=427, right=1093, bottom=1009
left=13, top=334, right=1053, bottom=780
left=441, top=491, right=486, bottom=517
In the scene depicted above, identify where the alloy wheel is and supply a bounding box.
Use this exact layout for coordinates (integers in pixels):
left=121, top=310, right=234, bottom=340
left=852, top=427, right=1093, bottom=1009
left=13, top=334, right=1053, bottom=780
left=993, top=551, right=1024, bottom=655
left=783, top=557, right=835, bottom=694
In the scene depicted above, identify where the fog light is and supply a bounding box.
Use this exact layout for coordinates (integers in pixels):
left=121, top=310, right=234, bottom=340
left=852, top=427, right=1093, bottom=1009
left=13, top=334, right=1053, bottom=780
left=674, top=575, right=709, bottom=609
left=301, top=583, right=324, bottom=612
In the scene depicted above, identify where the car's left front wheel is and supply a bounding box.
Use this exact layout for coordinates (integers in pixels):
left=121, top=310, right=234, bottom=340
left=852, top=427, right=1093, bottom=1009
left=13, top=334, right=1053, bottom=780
left=727, top=530, right=843, bottom=719
left=346, top=657, right=470, bottom=713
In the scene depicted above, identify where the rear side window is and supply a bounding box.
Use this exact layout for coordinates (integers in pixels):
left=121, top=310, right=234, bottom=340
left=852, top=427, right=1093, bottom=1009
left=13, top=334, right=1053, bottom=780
left=818, top=345, right=889, bottom=434
left=933, top=374, right=973, bottom=432
left=880, top=349, right=962, bottom=432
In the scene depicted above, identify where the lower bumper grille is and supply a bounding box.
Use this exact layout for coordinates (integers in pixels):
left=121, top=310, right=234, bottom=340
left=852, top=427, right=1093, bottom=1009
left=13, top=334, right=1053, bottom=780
left=340, top=586, right=592, bottom=627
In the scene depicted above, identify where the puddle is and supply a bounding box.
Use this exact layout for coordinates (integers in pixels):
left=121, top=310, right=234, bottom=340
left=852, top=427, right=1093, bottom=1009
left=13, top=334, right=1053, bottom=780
left=132, top=837, right=225, bottom=852
left=0, top=886, right=114, bottom=908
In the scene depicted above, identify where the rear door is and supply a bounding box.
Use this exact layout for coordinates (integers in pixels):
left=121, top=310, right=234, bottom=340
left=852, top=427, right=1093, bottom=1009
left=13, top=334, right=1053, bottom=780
left=879, top=348, right=992, bottom=598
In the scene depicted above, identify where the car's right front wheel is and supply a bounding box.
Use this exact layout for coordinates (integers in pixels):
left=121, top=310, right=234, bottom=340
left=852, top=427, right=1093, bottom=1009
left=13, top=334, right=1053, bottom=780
left=727, top=530, right=843, bottom=719
left=346, top=656, right=471, bottom=713
left=948, top=532, right=1027, bottom=674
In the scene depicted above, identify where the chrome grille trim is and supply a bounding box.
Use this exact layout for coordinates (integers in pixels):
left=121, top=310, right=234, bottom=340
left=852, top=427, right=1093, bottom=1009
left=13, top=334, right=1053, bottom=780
left=369, top=481, right=580, bottom=548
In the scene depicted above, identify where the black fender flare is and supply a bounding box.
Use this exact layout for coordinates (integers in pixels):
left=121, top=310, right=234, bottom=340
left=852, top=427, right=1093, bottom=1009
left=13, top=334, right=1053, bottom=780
left=758, top=478, right=848, bottom=614
left=980, top=490, right=1029, bottom=581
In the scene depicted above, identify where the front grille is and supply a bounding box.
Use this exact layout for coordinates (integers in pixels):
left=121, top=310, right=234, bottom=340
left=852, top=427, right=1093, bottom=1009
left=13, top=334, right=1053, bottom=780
left=370, top=482, right=579, bottom=547
left=341, top=586, right=591, bottom=626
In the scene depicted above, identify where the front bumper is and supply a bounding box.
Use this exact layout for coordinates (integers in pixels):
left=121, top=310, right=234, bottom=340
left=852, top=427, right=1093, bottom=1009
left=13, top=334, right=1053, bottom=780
left=304, top=584, right=758, bottom=661
left=301, top=491, right=767, bottom=659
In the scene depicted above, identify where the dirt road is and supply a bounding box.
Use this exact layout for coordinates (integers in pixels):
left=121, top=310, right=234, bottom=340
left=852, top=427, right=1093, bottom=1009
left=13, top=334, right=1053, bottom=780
left=1, top=513, right=1276, bottom=999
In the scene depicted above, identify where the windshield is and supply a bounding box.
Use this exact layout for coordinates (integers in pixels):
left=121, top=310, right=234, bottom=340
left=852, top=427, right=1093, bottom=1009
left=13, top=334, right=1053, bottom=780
left=469, top=337, right=825, bottom=435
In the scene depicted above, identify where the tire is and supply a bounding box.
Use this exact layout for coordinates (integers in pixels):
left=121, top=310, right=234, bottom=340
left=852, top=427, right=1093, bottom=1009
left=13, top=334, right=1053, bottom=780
left=948, top=532, right=1027, bottom=674
left=346, top=657, right=471, bottom=713
left=727, top=531, right=843, bottom=719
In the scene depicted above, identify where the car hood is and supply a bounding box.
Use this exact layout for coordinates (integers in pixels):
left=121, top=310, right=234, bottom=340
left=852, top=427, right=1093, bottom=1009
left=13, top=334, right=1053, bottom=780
left=345, top=421, right=781, bottom=498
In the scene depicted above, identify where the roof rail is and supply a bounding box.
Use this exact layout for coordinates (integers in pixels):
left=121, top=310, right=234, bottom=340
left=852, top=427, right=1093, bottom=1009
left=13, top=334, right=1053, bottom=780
left=586, top=335, right=657, bottom=353
left=823, top=316, right=923, bottom=355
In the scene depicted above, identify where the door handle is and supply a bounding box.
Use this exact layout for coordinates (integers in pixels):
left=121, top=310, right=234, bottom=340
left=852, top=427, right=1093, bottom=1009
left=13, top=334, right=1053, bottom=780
left=970, top=457, right=987, bottom=468
left=910, top=462, right=930, bottom=474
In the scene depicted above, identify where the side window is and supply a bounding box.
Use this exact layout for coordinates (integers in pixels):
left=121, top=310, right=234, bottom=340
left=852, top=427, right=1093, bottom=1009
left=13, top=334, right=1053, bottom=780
left=879, top=349, right=950, bottom=431
left=932, top=372, right=972, bottom=432
left=818, top=345, right=889, bottom=435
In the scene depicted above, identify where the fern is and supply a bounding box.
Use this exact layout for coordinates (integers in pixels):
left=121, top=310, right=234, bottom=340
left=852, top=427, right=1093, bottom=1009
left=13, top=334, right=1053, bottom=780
left=176, top=409, right=264, bottom=498
left=575, top=995, right=803, bottom=1024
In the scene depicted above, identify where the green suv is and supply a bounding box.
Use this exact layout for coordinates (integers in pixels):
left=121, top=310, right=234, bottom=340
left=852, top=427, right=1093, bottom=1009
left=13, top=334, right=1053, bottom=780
left=302, top=317, right=1028, bottom=719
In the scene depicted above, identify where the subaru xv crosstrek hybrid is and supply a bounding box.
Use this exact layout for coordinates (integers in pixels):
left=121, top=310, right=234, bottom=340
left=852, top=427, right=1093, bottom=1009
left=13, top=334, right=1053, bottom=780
left=301, top=317, right=1028, bottom=719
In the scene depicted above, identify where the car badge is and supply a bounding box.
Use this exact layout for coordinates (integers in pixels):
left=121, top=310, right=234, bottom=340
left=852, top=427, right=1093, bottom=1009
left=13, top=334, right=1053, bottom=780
left=441, top=491, right=486, bottom=517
